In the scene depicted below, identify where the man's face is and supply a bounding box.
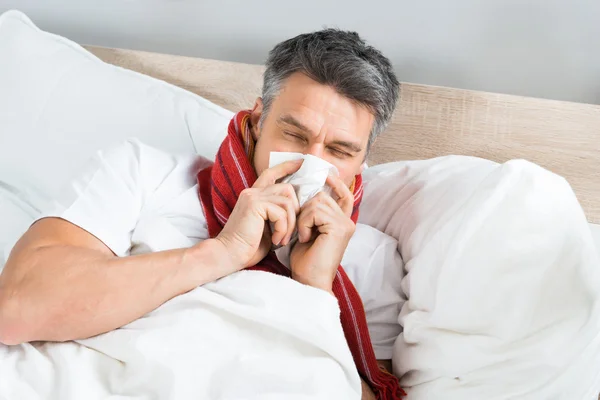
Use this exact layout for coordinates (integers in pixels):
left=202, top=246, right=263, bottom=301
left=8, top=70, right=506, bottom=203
left=250, top=72, right=374, bottom=187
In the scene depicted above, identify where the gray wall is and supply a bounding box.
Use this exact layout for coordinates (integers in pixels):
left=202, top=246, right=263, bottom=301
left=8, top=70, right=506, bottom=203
left=2, top=0, right=599, bottom=104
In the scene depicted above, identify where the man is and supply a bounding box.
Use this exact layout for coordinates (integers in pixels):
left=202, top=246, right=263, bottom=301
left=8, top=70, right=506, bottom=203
left=0, top=30, right=402, bottom=398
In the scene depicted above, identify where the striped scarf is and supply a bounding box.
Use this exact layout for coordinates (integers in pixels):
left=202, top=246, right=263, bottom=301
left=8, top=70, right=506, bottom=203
left=197, top=110, right=405, bottom=399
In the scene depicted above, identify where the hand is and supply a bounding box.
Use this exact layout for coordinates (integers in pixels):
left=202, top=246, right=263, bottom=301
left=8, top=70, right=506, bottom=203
left=289, top=175, right=356, bottom=294
left=215, top=160, right=302, bottom=271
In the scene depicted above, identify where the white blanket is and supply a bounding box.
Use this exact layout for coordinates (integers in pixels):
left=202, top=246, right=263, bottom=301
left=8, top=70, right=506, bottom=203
left=376, top=159, right=600, bottom=399
left=0, top=271, right=361, bottom=400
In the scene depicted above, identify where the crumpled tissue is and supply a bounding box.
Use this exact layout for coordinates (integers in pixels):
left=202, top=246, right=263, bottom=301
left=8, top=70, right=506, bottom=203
left=268, top=151, right=338, bottom=249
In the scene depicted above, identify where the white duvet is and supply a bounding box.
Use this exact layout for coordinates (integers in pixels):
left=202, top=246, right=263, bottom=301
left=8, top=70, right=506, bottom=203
left=0, top=271, right=362, bottom=400
left=360, top=158, right=600, bottom=399
left=2, top=158, right=600, bottom=400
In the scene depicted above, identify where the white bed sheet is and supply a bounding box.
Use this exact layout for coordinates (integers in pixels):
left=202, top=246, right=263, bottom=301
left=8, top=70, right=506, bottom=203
left=591, top=223, right=600, bottom=256
left=0, top=270, right=362, bottom=400
left=1, top=185, right=599, bottom=399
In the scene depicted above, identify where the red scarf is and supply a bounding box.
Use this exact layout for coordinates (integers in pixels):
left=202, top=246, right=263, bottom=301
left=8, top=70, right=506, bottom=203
left=197, top=110, right=405, bottom=399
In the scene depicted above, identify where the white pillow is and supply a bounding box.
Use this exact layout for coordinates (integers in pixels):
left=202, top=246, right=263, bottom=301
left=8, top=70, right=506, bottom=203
left=591, top=224, right=600, bottom=257
left=359, top=156, right=600, bottom=399
left=0, top=10, right=232, bottom=210
left=0, top=182, right=42, bottom=266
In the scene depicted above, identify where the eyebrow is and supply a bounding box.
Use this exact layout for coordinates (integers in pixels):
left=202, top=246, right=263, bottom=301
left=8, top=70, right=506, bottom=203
left=278, top=114, right=363, bottom=153
left=278, top=114, right=312, bottom=133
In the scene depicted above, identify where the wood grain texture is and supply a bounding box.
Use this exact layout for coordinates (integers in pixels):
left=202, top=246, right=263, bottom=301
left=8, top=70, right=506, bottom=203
left=86, top=46, right=600, bottom=223
left=373, top=84, right=600, bottom=223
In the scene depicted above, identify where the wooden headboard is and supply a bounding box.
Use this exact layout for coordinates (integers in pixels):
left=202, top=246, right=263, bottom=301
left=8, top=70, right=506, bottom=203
left=86, top=46, right=600, bottom=224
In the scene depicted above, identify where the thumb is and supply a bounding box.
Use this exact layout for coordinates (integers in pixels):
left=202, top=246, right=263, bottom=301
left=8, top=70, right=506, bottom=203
left=254, top=159, right=303, bottom=188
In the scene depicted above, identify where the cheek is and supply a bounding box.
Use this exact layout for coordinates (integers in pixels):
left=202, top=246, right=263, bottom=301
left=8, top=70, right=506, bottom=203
left=252, top=139, right=270, bottom=177
left=253, top=135, right=295, bottom=176
left=332, top=161, right=362, bottom=187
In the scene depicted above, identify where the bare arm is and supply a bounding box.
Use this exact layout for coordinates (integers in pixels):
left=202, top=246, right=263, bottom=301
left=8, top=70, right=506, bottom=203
left=0, top=159, right=304, bottom=346
left=0, top=218, right=233, bottom=345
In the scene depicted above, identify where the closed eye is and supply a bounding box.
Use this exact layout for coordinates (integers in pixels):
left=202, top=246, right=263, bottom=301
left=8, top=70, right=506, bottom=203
left=283, top=131, right=307, bottom=142
left=328, top=147, right=352, bottom=158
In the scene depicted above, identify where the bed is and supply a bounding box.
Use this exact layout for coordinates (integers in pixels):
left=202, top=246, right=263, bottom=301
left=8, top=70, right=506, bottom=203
left=1, top=10, right=599, bottom=397
left=86, top=46, right=600, bottom=226
left=83, top=47, right=600, bottom=399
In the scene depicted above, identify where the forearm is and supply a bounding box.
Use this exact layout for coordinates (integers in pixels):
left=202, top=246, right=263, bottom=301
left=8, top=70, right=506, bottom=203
left=0, top=238, right=230, bottom=344
left=291, top=272, right=335, bottom=295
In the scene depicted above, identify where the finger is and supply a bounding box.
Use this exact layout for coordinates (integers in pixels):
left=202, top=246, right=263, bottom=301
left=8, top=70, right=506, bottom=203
left=326, top=175, right=354, bottom=216
left=283, top=200, right=296, bottom=245
left=296, top=207, right=316, bottom=244
left=265, top=194, right=297, bottom=245
left=263, top=183, right=300, bottom=245
left=296, top=202, right=339, bottom=243
left=302, top=192, right=341, bottom=217
left=311, top=199, right=341, bottom=222
left=263, top=203, right=288, bottom=245
left=254, top=159, right=303, bottom=188
left=316, top=191, right=342, bottom=210
left=263, top=183, right=300, bottom=214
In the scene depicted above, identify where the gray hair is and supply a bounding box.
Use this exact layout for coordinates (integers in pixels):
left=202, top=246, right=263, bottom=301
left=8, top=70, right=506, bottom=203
left=261, top=29, right=400, bottom=152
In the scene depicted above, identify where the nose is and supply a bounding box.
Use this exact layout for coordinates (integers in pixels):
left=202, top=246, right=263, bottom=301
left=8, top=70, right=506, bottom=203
left=305, top=143, right=324, bottom=158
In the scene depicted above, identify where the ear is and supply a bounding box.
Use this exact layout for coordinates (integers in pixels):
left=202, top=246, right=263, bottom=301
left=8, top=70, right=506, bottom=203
left=249, top=97, right=264, bottom=141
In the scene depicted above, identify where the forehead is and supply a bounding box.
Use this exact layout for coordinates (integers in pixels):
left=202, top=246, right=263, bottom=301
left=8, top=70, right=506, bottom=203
left=272, top=72, right=374, bottom=142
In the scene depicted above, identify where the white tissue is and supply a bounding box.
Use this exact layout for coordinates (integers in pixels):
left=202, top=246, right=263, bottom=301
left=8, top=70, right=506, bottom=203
left=269, top=152, right=339, bottom=206
left=268, top=152, right=339, bottom=249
